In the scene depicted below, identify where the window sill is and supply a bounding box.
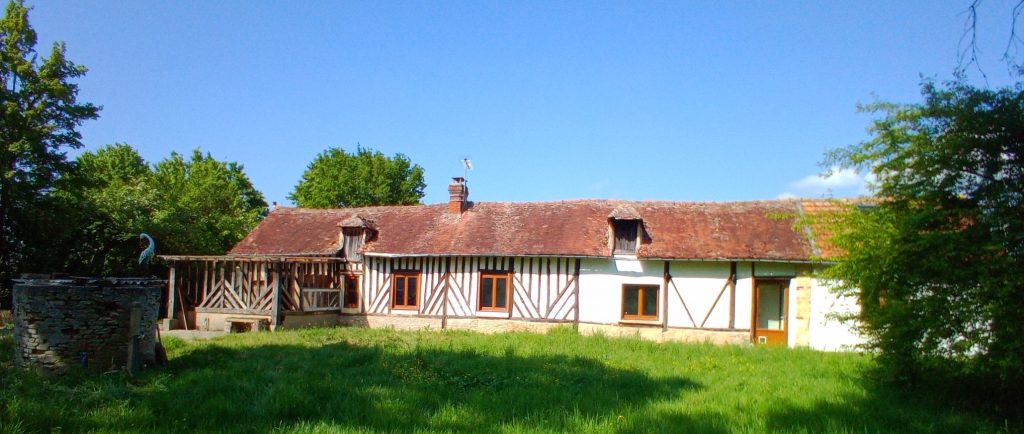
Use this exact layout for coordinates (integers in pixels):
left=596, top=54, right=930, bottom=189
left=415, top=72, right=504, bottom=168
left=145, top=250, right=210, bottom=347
left=391, top=306, right=419, bottom=311
left=619, top=319, right=661, bottom=327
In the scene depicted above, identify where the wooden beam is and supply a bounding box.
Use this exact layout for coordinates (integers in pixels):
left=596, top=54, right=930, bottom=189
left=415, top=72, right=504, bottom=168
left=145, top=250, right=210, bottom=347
left=270, top=263, right=281, bottom=330
left=728, top=261, right=737, bottom=329
left=442, top=257, right=449, bottom=329
left=750, top=262, right=757, bottom=343
left=662, top=261, right=670, bottom=332
left=167, top=265, right=177, bottom=325
left=573, top=259, right=581, bottom=327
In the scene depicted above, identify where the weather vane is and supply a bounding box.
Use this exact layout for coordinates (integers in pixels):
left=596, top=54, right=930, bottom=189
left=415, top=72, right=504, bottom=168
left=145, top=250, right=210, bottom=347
left=461, top=157, right=473, bottom=181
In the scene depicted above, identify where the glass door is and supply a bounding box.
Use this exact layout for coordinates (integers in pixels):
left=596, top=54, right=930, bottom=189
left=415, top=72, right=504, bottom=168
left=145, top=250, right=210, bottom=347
left=753, top=280, right=788, bottom=346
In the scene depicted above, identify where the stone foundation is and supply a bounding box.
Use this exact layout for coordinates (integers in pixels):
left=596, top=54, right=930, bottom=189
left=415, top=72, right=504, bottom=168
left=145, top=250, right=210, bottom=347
left=578, top=323, right=750, bottom=345
left=12, top=278, right=164, bottom=373
left=334, top=314, right=748, bottom=345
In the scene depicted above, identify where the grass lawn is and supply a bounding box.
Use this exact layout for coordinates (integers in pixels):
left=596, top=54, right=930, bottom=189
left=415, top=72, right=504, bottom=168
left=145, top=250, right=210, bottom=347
left=0, top=326, right=1014, bottom=433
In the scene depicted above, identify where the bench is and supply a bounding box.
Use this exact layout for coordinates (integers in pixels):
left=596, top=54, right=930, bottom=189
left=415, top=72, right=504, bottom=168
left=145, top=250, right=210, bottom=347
left=224, top=317, right=269, bottom=333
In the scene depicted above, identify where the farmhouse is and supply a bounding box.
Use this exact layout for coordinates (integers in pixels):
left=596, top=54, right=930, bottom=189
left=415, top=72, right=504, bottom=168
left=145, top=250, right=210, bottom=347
left=160, top=178, right=863, bottom=350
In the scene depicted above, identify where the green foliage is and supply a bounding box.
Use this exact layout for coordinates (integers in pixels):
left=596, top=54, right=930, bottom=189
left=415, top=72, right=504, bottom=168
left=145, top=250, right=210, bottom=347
left=289, top=146, right=426, bottom=208
left=0, top=327, right=1011, bottom=433
left=0, top=0, right=99, bottom=301
left=822, top=80, right=1024, bottom=409
left=150, top=149, right=267, bottom=255
left=47, top=144, right=155, bottom=276
left=13, top=145, right=266, bottom=276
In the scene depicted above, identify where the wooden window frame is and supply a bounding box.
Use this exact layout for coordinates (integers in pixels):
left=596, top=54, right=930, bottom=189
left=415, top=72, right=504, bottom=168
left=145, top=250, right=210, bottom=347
left=391, top=271, right=420, bottom=310
left=621, top=284, right=659, bottom=321
left=478, top=271, right=512, bottom=313
left=342, top=274, right=359, bottom=309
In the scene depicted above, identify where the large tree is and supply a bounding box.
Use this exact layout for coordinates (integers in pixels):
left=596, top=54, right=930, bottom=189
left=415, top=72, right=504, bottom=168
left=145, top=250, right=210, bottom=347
left=45, top=144, right=155, bottom=276
left=822, top=80, right=1023, bottom=408
left=289, top=146, right=426, bottom=208
left=150, top=149, right=267, bottom=255
left=0, top=0, right=99, bottom=301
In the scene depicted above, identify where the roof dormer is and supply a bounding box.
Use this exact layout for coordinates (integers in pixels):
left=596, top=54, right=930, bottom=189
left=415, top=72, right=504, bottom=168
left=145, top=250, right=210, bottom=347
left=338, top=214, right=376, bottom=262
left=608, top=205, right=643, bottom=257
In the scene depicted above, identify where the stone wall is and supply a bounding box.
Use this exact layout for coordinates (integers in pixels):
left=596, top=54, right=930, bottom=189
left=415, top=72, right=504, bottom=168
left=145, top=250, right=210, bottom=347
left=13, top=278, right=163, bottom=373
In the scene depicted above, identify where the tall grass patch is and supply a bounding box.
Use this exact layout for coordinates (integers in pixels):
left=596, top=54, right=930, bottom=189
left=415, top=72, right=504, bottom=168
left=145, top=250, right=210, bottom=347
left=0, top=326, right=1014, bottom=433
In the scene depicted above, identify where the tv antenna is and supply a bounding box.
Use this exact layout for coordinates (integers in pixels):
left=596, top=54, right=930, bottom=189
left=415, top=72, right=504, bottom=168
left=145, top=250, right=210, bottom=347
left=461, top=157, right=473, bottom=180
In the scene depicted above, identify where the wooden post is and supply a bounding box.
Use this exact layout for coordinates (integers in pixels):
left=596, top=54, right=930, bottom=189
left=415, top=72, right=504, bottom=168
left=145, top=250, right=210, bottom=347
left=166, top=264, right=177, bottom=330
left=750, top=262, right=756, bottom=343
left=508, top=256, right=515, bottom=320
left=298, top=263, right=305, bottom=312
left=662, top=261, right=670, bottom=332
left=573, top=258, right=581, bottom=328
left=127, top=304, right=142, bottom=375
left=442, top=257, right=449, bottom=329
left=728, top=261, right=737, bottom=329
left=270, top=263, right=281, bottom=331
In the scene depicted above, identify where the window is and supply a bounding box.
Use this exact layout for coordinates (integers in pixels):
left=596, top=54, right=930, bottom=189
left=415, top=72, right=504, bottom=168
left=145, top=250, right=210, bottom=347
left=478, top=272, right=510, bottom=312
left=613, top=220, right=639, bottom=255
left=343, top=275, right=359, bottom=308
left=622, top=284, right=659, bottom=320
left=392, top=272, right=419, bottom=310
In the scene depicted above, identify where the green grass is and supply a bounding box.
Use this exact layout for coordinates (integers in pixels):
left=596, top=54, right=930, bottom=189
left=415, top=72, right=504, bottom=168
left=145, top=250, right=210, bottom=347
left=0, top=326, right=1015, bottom=433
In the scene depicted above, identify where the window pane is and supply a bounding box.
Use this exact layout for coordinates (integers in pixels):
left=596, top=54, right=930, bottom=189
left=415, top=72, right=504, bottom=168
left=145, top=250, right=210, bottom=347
left=408, top=278, right=418, bottom=306
left=395, top=285, right=406, bottom=305
left=480, top=278, right=494, bottom=308
left=496, top=278, right=507, bottom=308
left=623, top=286, right=639, bottom=316
left=642, top=287, right=659, bottom=316
left=757, top=284, right=784, bottom=330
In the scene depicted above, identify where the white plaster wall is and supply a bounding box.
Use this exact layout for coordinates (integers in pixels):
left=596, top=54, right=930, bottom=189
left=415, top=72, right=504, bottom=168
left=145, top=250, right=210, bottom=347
left=733, top=263, right=753, bottom=330
left=754, top=262, right=798, bottom=277
left=579, top=259, right=746, bottom=330
left=666, top=262, right=732, bottom=329
left=577, top=258, right=662, bottom=324
left=808, top=278, right=865, bottom=351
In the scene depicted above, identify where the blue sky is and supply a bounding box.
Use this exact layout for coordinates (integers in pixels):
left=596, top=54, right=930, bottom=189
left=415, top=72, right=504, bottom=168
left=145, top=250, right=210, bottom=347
left=28, top=1, right=1022, bottom=206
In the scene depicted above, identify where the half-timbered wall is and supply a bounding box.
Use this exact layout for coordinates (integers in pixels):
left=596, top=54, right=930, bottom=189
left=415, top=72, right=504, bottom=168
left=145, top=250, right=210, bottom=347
left=362, top=256, right=581, bottom=322
left=168, top=258, right=362, bottom=326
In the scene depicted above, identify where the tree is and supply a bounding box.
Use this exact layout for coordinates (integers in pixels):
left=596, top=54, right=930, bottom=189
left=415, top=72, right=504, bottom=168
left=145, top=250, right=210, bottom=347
left=822, top=80, right=1023, bottom=409
left=0, top=0, right=99, bottom=303
left=150, top=149, right=267, bottom=255
left=289, top=146, right=426, bottom=208
left=46, top=144, right=155, bottom=276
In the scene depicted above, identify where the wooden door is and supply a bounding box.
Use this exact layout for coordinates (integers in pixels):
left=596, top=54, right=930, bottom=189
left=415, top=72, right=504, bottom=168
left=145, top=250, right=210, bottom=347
left=753, top=279, right=789, bottom=346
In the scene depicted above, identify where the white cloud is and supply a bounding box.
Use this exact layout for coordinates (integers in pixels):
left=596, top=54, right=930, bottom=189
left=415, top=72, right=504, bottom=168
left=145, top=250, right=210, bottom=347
left=779, top=167, right=870, bottom=199
left=791, top=167, right=864, bottom=190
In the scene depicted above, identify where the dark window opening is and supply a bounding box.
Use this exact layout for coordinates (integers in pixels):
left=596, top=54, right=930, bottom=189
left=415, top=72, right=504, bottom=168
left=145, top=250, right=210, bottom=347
left=343, top=275, right=359, bottom=308
left=613, top=220, right=639, bottom=255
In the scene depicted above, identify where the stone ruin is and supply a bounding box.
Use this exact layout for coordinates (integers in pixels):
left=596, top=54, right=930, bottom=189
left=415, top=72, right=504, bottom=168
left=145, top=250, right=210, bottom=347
left=12, top=277, right=164, bottom=374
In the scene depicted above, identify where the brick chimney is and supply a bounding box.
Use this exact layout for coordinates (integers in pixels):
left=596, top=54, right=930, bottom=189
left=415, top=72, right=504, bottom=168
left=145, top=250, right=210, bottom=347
left=448, top=177, right=469, bottom=214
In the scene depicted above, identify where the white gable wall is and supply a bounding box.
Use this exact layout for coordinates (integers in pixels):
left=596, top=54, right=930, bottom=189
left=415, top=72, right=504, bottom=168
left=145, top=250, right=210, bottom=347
left=808, top=278, right=865, bottom=351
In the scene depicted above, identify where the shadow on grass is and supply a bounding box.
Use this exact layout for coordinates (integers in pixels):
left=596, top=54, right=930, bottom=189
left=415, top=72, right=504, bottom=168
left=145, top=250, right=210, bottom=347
left=75, top=339, right=703, bottom=433
left=761, top=369, right=1021, bottom=434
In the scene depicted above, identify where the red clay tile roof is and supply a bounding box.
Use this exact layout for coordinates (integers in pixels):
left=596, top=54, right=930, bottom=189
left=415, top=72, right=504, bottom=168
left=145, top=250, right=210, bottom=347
left=230, top=199, right=824, bottom=261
